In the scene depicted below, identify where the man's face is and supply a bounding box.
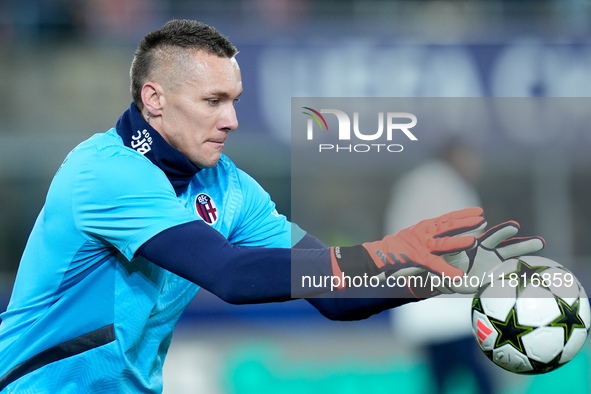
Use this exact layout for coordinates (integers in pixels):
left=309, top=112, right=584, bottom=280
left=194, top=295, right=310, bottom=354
left=153, top=50, right=242, bottom=168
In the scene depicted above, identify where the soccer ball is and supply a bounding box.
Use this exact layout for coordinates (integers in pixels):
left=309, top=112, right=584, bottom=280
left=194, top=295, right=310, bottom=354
left=471, top=255, right=590, bottom=374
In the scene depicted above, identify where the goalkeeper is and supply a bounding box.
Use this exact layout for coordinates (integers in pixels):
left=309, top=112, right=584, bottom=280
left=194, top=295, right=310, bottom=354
left=0, top=19, right=544, bottom=393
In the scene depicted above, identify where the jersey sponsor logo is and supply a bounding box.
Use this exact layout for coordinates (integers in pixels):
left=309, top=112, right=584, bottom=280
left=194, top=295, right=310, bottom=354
left=195, top=193, right=218, bottom=225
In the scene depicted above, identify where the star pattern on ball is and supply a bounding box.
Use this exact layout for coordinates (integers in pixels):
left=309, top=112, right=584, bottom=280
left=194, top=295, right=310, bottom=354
left=503, top=260, right=549, bottom=293
left=489, top=308, right=534, bottom=353
left=551, top=297, right=586, bottom=343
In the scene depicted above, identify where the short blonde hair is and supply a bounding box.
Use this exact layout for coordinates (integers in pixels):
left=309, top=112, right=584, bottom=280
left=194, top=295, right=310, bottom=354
left=130, top=19, right=237, bottom=110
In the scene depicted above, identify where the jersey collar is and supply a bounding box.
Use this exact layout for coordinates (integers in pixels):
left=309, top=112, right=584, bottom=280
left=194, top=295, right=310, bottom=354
left=115, top=103, right=199, bottom=195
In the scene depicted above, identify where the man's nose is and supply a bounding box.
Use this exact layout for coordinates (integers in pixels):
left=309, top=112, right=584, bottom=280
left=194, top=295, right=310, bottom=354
left=219, top=104, right=238, bottom=131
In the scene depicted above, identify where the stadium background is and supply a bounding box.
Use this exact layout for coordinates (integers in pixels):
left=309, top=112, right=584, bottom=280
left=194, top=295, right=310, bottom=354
left=0, top=0, right=590, bottom=392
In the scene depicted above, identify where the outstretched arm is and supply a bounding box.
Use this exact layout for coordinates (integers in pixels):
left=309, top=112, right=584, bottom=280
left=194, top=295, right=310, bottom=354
left=136, top=207, right=487, bottom=318
left=137, top=220, right=331, bottom=304
left=138, top=222, right=419, bottom=319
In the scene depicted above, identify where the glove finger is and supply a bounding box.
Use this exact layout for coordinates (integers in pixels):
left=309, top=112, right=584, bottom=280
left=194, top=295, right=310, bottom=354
left=496, top=236, right=546, bottom=259
left=436, top=206, right=484, bottom=221
left=430, top=235, right=477, bottom=255
left=423, top=254, right=464, bottom=278
left=435, top=217, right=487, bottom=238
left=421, top=207, right=484, bottom=236
left=479, top=221, right=520, bottom=249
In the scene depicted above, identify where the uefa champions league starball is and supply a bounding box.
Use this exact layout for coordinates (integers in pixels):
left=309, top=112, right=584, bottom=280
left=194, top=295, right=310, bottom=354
left=471, top=256, right=590, bottom=374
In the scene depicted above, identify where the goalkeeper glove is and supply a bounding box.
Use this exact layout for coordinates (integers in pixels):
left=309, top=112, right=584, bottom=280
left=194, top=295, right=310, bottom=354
left=329, top=207, right=486, bottom=290
left=434, top=220, right=545, bottom=294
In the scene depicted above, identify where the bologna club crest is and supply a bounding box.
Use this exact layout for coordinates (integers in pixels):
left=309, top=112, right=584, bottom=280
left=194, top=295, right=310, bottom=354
left=195, top=193, right=218, bottom=225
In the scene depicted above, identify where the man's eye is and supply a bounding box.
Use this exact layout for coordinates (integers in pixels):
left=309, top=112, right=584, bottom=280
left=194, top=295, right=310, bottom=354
left=233, top=98, right=240, bottom=106
left=208, top=99, right=219, bottom=105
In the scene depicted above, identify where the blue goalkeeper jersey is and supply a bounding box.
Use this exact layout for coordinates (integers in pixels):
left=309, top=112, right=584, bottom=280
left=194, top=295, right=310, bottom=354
left=0, top=122, right=302, bottom=393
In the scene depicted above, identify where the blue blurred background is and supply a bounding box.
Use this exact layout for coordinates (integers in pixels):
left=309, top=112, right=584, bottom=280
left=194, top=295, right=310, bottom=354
left=1, top=1, right=591, bottom=393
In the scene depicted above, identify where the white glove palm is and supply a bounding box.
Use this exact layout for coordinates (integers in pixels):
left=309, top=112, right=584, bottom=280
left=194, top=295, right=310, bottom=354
left=436, top=221, right=545, bottom=294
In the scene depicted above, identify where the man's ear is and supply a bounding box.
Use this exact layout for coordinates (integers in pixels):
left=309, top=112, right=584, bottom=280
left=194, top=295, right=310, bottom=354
left=141, top=82, right=164, bottom=117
